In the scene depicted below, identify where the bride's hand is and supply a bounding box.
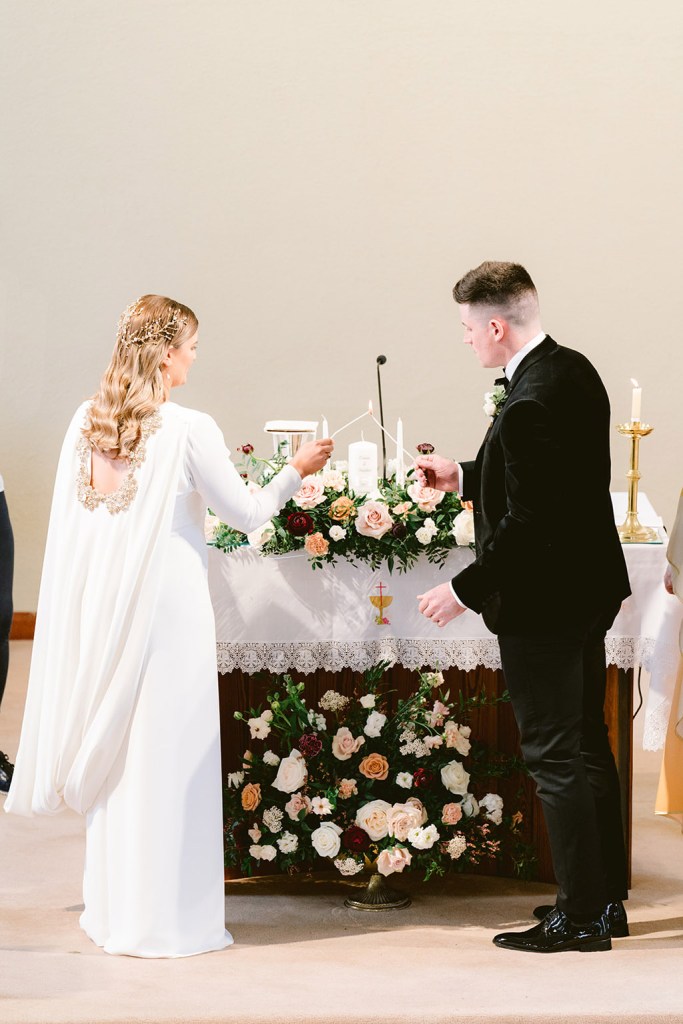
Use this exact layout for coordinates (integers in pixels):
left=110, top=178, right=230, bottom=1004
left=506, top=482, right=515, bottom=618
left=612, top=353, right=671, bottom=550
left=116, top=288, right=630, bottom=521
left=291, top=439, right=334, bottom=478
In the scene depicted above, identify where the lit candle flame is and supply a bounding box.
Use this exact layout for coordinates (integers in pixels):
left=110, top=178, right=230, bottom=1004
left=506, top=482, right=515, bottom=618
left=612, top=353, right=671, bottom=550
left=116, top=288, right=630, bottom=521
left=631, top=378, right=639, bottom=388
left=368, top=400, right=373, bottom=415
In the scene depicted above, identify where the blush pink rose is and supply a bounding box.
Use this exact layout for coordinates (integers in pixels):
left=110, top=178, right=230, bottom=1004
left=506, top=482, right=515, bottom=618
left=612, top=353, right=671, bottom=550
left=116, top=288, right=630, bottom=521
left=442, top=802, right=464, bottom=825
left=285, top=791, right=313, bottom=820
left=407, top=480, right=446, bottom=513
left=405, top=796, right=429, bottom=825
left=293, top=475, right=326, bottom=510
left=355, top=501, right=394, bottom=540
left=386, top=802, right=424, bottom=841
left=377, top=846, right=413, bottom=876
left=331, top=726, right=365, bottom=761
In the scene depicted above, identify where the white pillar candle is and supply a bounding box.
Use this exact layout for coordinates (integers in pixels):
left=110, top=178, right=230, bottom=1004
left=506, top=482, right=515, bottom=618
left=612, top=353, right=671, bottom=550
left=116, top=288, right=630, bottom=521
left=348, top=439, right=378, bottom=496
left=321, top=417, right=330, bottom=470
left=396, top=418, right=405, bottom=488
left=630, top=379, right=642, bottom=423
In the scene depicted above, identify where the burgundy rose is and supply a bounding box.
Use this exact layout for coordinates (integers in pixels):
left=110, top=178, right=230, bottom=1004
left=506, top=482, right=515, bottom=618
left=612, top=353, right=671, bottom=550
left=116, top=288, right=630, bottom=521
left=239, top=443, right=254, bottom=455
left=298, top=732, right=323, bottom=758
left=416, top=442, right=435, bottom=455
left=343, top=824, right=371, bottom=853
left=391, top=522, right=407, bottom=539
left=287, top=512, right=314, bottom=537
left=413, top=768, right=435, bottom=789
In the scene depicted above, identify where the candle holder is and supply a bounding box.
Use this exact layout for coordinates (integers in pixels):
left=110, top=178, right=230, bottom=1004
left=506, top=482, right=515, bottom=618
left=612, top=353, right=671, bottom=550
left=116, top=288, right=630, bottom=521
left=615, top=421, right=659, bottom=543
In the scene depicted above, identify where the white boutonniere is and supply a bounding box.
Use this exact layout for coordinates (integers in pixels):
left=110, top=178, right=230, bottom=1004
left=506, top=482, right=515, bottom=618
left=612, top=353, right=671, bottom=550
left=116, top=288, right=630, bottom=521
left=483, top=383, right=508, bottom=420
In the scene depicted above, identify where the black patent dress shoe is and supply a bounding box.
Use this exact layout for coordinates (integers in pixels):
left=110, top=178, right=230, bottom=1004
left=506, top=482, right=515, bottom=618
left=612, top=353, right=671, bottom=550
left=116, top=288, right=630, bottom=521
left=533, top=900, right=629, bottom=937
left=493, top=907, right=611, bottom=953
left=0, top=750, right=14, bottom=792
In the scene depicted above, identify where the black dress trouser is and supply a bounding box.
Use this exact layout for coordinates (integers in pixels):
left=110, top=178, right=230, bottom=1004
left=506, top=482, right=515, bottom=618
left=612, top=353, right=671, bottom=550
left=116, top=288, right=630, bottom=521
left=498, top=607, right=628, bottom=921
left=0, top=491, right=14, bottom=708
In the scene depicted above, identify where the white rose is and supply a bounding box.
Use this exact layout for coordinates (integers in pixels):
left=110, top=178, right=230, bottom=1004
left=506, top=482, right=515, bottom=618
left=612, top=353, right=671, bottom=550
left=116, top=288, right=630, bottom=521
left=483, top=394, right=496, bottom=417
left=423, top=517, right=438, bottom=536
left=277, top=831, right=299, bottom=854
left=408, top=824, right=440, bottom=850
left=364, top=710, right=387, bottom=738
left=293, top=474, right=326, bottom=510
left=355, top=799, right=393, bottom=841
left=263, top=750, right=280, bottom=766
left=452, top=509, right=475, bottom=546
left=247, top=520, right=275, bottom=548
left=259, top=845, right=277, bottom=862
left=386, top=457, right=399, bottom=479
left=359, top=694, right=376, bottom=709
left=441, top=759, right=471, bottom=796
left=272, top=749, right=308, bottom=793
left=249, top=845, right=262, bottom=860
left=329, top=525, right=346, bottom=542
left=204, top=513, right=221, bottom=543
left=460, top=725, right=471, bottom=738
left=311, top=822, right=343, bottom=858
left=480, top=792, right=504, bottom=825
left=322, top=469, right=346, bottom=491
left=396, top=771, right=413, bottom=789
left=261, top=710, right=273, bottom=722
left=461, top=793, right=479, bottom=818
left=416, top=527, right=433, bottom=545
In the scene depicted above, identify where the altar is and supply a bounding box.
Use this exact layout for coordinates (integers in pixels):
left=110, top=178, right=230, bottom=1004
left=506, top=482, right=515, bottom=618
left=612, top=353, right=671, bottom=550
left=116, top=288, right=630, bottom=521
left=210, top=506, right=670, bottom=884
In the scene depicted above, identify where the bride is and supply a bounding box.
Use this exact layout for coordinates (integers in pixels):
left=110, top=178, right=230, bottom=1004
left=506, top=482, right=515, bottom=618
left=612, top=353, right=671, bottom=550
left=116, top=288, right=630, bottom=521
left=4, top=294, right=332, bottom=956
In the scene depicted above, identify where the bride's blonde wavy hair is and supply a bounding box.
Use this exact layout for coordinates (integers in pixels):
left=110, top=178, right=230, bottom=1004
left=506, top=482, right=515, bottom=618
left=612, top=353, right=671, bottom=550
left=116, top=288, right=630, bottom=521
left=83, top=294, right=198, bottom=458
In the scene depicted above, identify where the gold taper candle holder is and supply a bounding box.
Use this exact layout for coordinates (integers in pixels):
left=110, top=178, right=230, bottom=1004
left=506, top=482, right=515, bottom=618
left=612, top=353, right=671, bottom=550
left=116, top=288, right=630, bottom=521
left=615, top=421, right=658, bottom=543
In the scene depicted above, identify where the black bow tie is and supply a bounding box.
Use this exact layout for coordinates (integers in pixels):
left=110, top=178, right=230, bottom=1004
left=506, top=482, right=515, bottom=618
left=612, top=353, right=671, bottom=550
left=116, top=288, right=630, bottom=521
left=494, top=376, right=511, bottom=393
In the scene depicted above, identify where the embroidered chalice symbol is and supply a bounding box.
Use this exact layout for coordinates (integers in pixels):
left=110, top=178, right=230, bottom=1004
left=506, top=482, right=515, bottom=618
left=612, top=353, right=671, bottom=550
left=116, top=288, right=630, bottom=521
left=369, top=582, right=393, bottom=625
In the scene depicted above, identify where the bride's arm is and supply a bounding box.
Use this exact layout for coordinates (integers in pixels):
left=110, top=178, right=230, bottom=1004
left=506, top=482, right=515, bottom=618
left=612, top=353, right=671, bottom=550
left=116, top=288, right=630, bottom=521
left=186, top=413, right=327, bottom=535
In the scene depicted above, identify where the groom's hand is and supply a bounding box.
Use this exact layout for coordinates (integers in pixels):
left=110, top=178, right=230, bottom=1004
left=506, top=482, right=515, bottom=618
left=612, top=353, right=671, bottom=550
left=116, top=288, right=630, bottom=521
left=417, top=583, right=466, bottom=627
left=414, top=454, right=460, bottom=492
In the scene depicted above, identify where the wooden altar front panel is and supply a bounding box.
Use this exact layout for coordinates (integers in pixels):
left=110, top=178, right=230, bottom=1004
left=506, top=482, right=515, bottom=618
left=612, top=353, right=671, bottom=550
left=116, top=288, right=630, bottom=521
left=218, top=663, right=632, bottom=886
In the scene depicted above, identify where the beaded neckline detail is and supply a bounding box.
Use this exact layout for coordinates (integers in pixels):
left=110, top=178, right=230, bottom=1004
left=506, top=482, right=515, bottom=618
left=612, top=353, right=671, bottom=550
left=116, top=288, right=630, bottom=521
left=76, top=410, right=163, bottom=515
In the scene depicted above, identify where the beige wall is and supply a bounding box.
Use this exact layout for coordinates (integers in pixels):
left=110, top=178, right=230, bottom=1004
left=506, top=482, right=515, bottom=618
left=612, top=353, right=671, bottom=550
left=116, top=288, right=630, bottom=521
left=1, top=1, right=681, bottom=610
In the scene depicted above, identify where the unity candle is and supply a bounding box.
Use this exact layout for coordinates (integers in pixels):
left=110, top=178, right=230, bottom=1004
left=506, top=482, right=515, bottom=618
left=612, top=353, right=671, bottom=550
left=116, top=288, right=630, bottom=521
left=348, top=439, right=378, bottom=496
left=630, top=379, right=642, bottom=423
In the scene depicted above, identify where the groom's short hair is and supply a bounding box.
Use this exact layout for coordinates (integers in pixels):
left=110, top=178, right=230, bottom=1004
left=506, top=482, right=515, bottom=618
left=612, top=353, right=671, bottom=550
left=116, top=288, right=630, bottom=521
left=453, top=262, right=538, bottom=326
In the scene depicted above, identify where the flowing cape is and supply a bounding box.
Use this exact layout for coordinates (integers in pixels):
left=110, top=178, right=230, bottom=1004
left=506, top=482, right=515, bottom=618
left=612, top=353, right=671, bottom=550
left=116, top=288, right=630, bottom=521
left=5, top=403, right=189, bottom=816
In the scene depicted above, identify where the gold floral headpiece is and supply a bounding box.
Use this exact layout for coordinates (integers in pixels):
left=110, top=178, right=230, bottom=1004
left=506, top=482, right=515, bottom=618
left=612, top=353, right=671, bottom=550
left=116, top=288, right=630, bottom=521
left=117, top=299, right=188, bottom=348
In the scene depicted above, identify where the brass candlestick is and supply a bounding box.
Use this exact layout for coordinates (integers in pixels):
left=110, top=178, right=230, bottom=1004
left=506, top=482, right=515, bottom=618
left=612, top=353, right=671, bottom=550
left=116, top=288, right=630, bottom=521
left=615, top=421, right=658, bottom=543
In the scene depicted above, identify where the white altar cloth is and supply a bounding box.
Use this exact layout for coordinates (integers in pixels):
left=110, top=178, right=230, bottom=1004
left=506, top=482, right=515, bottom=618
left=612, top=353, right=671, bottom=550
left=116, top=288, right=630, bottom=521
left=209, top=518, right=669, bottom=675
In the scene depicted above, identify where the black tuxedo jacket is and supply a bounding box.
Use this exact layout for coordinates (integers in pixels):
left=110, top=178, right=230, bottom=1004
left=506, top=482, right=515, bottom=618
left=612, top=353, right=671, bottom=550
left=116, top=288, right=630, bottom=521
left=452, top=336, right=631, bottom=635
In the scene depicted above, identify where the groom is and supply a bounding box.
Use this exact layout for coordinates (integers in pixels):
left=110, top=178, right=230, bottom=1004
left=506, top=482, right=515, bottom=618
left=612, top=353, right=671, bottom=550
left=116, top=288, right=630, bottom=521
left=416, top=261, right=631, bottom=953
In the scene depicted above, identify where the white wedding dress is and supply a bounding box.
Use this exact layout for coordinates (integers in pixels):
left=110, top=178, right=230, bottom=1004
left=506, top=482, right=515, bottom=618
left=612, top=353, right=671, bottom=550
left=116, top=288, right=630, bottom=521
left=5, top=401, right=301, bottom=957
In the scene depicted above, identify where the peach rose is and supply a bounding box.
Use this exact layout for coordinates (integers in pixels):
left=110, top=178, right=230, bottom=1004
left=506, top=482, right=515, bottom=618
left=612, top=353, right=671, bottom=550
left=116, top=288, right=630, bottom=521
left=442, top=802, right=463, bottom=825
left=329, top=496, right=357, bottom=522
left=304, top=532, right=329, bottom=557
left=331, top=727, right=365, bottom=761
left=359, top=752, right=389, bottom=781
left=356, top=799, right=392, bottom=840
left=355, top=501, right=394, bottom=540
left=293, top=475, right=326, bottom=510
left=241, top=782, right=261, bottom=812
left=406, top=480, right=445, bottom=513
left=285, top=791, right=313, bottom=821
left=377, top=846, right=413, bottom=876
left=337, top=778, right=358, bottom=799
left=406, top=796, right=429, bottom=824
left=386, top=802, right=423, bottom=841
left=392, top=501, right=413, bottom=517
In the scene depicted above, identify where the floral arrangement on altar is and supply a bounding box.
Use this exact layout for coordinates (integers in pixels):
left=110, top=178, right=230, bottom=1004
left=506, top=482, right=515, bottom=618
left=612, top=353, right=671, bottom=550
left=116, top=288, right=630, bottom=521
left=224, top=666, right=526, bottom=882
left=207, top=443, right=475, bottom=572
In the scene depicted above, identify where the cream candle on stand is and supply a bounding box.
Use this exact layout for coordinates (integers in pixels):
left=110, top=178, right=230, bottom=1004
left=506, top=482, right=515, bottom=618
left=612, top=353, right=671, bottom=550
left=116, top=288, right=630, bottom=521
left=396, top=418, right=405, bottom=487
left=321, top=417, right=330, bottom=470
left=348, top=438, right=378, bottom=496
left=630, top=379, right=642, bottom=423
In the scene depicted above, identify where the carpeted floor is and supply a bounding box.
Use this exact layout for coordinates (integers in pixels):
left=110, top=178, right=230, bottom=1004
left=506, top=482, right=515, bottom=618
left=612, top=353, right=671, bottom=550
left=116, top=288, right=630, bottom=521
left=1, top=641, right=682, bottom=1024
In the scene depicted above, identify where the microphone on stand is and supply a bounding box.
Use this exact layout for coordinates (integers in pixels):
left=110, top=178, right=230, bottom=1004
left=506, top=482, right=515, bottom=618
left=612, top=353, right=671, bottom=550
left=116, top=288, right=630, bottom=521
left=376, top=355, right=387, bottom=480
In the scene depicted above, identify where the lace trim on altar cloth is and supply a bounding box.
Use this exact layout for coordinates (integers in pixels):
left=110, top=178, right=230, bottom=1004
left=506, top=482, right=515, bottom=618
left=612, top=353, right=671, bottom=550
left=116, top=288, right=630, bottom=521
left=643, top=696, right=670, bottom=752
left=217, top=635, right=656, bottom=675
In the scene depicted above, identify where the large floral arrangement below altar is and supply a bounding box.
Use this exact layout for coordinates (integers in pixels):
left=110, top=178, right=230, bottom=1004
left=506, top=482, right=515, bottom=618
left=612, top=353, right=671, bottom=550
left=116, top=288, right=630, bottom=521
left=224, top=666, right=527, bottom=881
left=207, top=443, right=474, bottom=572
